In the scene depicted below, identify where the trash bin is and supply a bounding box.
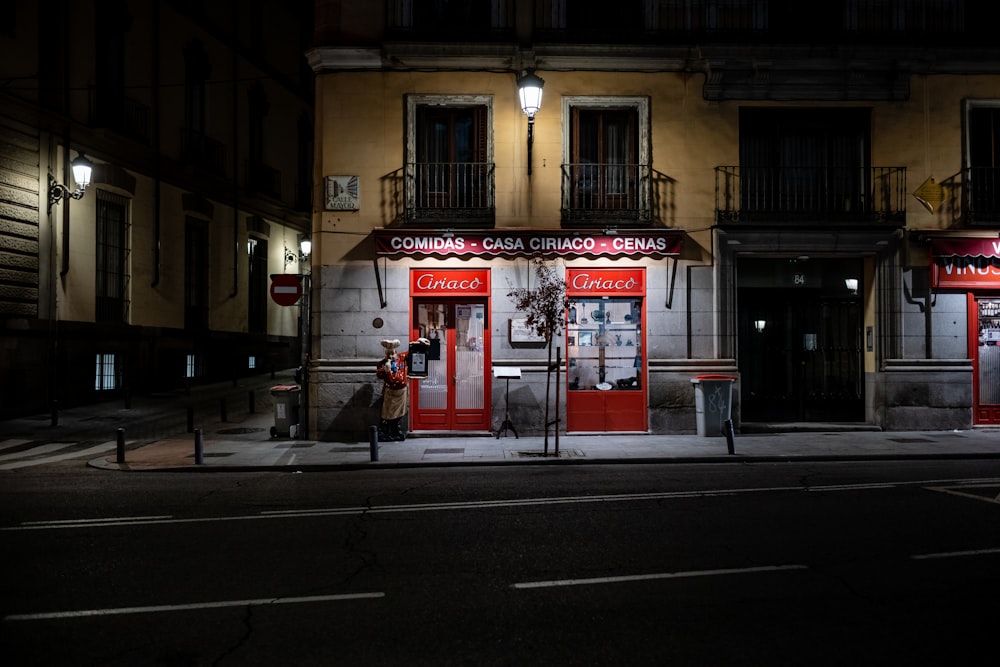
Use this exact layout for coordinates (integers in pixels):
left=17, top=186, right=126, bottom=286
left=269, top=385, right=300, bottom=438
left=690, top=374, right=736, bottom=437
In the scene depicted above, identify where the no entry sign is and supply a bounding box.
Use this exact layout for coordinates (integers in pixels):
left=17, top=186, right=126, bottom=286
left=270, top=274, right=303, bottom=306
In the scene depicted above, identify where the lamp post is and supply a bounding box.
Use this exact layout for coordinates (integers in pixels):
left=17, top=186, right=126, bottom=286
left=517, top=69, right=544, bottom=176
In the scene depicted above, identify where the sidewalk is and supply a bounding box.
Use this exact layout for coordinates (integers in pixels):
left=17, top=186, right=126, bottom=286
left=4, top=371, right=1000, bottom=472
left=91, top=411, right=1000, bottom=472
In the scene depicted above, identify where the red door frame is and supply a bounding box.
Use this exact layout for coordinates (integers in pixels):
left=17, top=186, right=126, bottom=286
left=565, top=267, right=647, bottom=432
left=968, top=292, right=1000, bottom=425
left=408, top=268, right=491, bottom=431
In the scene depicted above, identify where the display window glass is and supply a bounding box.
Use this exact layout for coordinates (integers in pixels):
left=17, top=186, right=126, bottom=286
left=566, top=298, right=642, bottom=392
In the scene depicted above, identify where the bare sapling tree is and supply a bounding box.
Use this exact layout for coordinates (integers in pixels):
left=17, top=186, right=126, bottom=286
left=507, top=257, right=570, bottom=455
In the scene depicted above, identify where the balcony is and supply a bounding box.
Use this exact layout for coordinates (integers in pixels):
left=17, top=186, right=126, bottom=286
left=966, top=167, right=1000, bottom=225
left=244, top=160, right=282, bottom=200
left=180, top=128, right=226, bottom=177
left=715, top=166, right=906, bottom=225
left=405, top=162, right=495, bottom=227
left=88, top=90, right=151, bottom=144
left=561, top=163, right=651, bottom=227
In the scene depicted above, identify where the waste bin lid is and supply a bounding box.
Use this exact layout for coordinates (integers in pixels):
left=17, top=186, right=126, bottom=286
left=691, top=374, right=737, bottom=382
left=270, top=384, right=300, bottom=393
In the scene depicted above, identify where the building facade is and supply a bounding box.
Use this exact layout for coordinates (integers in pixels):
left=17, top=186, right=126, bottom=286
left=308, top=0, right=1000, bottom=441
left=0, top=0, right=314, bottom=418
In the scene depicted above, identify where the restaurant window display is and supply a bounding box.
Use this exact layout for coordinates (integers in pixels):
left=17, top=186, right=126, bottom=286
left=565, top=268, right=646, bottom=432
left=974, top=297, right=1000, bottom=424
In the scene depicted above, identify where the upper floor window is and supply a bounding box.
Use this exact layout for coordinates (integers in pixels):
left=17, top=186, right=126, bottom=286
left=845, top=0, right=964, bottom=33
left=965, top=101, right=1000, bottom=225
left=185, top=219, right=209, bottom=330
left=561, top=97, right=650, bottom=227
left=95, top=190, right=131, bottom=324
left=388, top=0, right=514, bottom=38
left=405, top=95, right=495, bottom=227
left=714, top=108, right=905, bottom=225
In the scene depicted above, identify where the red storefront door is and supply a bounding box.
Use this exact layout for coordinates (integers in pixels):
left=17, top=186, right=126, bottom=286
left=409, top=269, right=491, bottom=431
left=565, top=267, right=647, bottom=432
left=932, top=238, right=1000, bottom=425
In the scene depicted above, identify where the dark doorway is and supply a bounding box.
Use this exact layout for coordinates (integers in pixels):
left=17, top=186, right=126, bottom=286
left=738, top=257, right=864, bottom=423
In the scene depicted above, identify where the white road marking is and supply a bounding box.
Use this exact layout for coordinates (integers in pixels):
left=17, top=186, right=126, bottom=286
left=911, top=547, right=1000, bottom=560
left=21, top=516, right=173, bottom=526
left=7, top=478, right=1000, bottom=531
left=512, top=564, right=809, bottom=590
left=4, top=592, right=385, bottom=622
left=0, top=440, right=117, bottom=470
left=0, top=438, right=33, bottom=452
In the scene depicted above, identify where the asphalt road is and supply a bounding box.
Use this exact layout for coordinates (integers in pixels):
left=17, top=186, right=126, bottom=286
left=3, top=461, right=1000, bottom=665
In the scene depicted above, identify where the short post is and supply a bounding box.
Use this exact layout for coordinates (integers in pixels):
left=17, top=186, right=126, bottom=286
left=51, top=400, right=59, bottom=427
left=116, top=428, right=126, bottom=464
left=186, top=406, right=194, bottom=433
left=369, top=425, right=379, bottom=462
left=219, top=397, right=228, bottom=422
left=723, top=419, right=736, bottom=455
left=248, top=390, right=256, bottom=414
left=194, top=428, right=204, bottom=465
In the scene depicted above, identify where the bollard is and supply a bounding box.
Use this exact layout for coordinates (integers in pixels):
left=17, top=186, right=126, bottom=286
left=248, top=390, right=256, bottom=414
left=51, top=400, right=59, bottom=427
left=116, top=428, right=126, bottom=464
left=723, top=419, right=736, bottom=455
left=186, top=406, right=194, bottom=433
left=369, top=425, right=379, bottom=462
left=194, top=428, right=204, bottom=465
left=219, top=397, right=228, bottom=422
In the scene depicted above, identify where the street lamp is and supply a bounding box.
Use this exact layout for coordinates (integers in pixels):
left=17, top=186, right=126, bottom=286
left=48, top=152, right=93, bottom=212
left=517, top=69, right=544, bottom=176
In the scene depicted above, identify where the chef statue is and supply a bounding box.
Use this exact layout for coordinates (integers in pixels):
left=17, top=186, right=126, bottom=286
left=375, top=338, right=428, bottom=441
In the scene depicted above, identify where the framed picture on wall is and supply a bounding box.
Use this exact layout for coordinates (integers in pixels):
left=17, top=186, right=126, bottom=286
left=508, top=318, right=547, bottom=347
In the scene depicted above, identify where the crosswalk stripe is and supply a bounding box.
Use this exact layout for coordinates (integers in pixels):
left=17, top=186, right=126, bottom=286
left=0, top=439, right=34, bottom=452
left=0, top=441, right=117, bottom=470
left=0, top=441, right=77, bottom=462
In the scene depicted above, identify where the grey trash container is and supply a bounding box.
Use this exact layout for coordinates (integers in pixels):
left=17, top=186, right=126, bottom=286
left=690, top=375, right=736, bottom=437
left=270, top=385, right=300, bottom=438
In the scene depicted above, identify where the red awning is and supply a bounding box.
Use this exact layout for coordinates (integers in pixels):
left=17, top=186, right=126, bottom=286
left=930, top=237, right=1000, bottom=258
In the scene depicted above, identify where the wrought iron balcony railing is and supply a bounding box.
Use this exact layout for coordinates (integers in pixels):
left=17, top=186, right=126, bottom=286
left=561, top=163, right=651, bottom=226
left=180, top=128, right=227, bottom=176
left=405, top=162, right=495, bottom=227
left=244, top=160, right=282, bottom=200
left=715, top=166, right=906, bottom=224
left=966, top=167, right=1000, bottom=224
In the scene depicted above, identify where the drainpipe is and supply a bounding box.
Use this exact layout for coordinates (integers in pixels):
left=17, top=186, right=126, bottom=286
left=229, top=2, right=240, bottom=298
left=150, top=0, right=162, bottom=287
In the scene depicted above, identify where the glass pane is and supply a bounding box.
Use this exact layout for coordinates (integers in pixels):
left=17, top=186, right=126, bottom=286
left=979, top=299, right=1000, bottom=404
left=455, top=303, right=485, bottom=409
left=567, top=298, right=641, bottom=391
left=417, top=303, right=449, bottom=409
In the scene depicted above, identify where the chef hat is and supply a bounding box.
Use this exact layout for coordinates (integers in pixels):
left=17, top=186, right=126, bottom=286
left=380, top=339, right=400, bottom=357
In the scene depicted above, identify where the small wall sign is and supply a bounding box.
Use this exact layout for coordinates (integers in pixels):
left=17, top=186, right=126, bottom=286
left=324, top=175, right=359, bottom=210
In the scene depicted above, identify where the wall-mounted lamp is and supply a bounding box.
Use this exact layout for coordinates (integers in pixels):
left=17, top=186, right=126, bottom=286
left=517, top=69, right=544, bottom=176
left=845, top=278, right=859, bottom=295
left=604, top=227, right=619, bottom=236
left=283, top=234, right=312, bottom=268
left=48, top=152, right=93, bottom=212
left=754, top=319, right=767, bottom=333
